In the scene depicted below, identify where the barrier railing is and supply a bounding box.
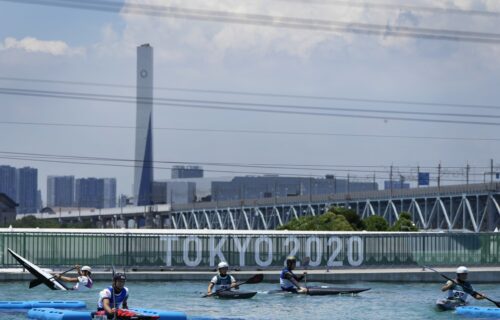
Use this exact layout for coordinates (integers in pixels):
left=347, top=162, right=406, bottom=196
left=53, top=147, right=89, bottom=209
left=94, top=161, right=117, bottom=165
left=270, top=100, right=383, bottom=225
left=0, top=230, right=498, bottom=269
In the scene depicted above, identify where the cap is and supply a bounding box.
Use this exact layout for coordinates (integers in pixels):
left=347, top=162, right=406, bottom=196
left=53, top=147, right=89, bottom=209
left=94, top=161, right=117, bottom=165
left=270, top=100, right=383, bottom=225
left=217, top=262, right=229, bottom=269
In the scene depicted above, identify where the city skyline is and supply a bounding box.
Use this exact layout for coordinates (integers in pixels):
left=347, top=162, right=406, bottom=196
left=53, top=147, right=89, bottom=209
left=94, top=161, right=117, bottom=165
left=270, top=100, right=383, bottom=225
left=1, top=0, right=499, bottom=201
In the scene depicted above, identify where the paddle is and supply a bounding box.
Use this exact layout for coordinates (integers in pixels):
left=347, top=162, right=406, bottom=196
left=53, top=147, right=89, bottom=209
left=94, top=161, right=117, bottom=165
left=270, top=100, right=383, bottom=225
left=424, top=266, right=500, bottom=308
left=112, top=265, right=117, bottom=320
left=29, top=266, right=77, bottom=289
left=202, top=273, right=264, bottom=298
left=302, top=257, right=310, bottom=289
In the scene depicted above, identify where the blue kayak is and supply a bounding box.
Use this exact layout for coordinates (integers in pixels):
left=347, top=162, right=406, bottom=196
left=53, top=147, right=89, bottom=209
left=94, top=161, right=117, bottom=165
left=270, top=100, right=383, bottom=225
left=0, top=301, right=86, bottom=311
left=455, top=306, right=500, bottom=318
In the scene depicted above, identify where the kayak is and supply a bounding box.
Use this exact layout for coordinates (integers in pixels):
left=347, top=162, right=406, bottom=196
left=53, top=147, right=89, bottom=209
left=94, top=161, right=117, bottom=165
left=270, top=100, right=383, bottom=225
left=435, top=298, right=467, bottom=311
left=455, top=306, right=500, bottom=318
left=215, top=290, right=257, bottom=299
left=7, top=248, right=68, bottom=291
left=0, top=300, right=86, bottom=311
left=267, top=286, right=370, bottom=296
left=27, top=308, right=187, bottom=320
left=307, top=287, right=370, bottom=296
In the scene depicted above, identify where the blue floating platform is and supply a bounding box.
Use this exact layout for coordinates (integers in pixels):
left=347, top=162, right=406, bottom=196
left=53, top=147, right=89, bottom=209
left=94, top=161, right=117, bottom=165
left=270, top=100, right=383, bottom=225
left=27, top=308, right=92, bottom=320
left=0, top=301, right=86, bottom=311
left=28, top=308, right=189, bottom=320
left=130, top=308, right=187, bottom=320
left=455, top=306, right=500, bottom=318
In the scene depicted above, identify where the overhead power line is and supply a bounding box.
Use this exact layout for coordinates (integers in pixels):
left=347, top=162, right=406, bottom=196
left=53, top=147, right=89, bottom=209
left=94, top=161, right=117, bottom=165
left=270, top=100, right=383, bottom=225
left=1, top=120, right=500, bottom=143
left=1, top=87, right=500, bottom=126
left=2, top=0, right=500, bottom=44
left=0, top=150, right=490, bottom=177
left=2, top=76, right=500, bottom=111
left=278, top=0, right=500, bottom=17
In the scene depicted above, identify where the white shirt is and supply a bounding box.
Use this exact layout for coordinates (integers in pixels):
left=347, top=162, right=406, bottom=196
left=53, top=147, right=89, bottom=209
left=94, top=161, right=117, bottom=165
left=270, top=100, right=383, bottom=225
left=73, top=276, right=92, bottom=290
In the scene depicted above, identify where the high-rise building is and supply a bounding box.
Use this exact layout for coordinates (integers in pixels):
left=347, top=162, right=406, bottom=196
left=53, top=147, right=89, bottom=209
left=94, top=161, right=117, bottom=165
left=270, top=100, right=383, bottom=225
left=134, top=43, right=154, bottom=206
left=76, top=178, right=101, bottom=208
left=0, top=165, right=17, bottom=202
left=171, top=165, right=204, bottom=179
left=47, top=175, right=75, bottom=207
left=166, top=181, right=196, bottom=204
left=16, top=167, right=38, bottom=213
left=76, top=177, right=117, bottom=209
left=102, top=178, right=117, bottom=208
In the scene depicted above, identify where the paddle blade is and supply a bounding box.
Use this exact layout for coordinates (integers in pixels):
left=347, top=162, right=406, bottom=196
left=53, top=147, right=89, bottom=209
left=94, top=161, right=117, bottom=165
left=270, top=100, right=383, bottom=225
left=29, top=278, right=42, bottom=288
left=245, top=273, right=264, bottom=284
left=302, top=257, right=311, bottom=268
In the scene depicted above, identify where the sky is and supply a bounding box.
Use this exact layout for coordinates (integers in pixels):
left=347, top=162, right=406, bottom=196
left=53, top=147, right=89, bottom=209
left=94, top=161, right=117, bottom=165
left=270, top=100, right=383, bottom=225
left=1, top=0, right=500, bottom=201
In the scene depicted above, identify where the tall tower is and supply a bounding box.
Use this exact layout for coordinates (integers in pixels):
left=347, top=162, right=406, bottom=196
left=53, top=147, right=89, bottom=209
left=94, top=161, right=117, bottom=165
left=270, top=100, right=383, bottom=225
left=134, top=44, right=154, bottom=205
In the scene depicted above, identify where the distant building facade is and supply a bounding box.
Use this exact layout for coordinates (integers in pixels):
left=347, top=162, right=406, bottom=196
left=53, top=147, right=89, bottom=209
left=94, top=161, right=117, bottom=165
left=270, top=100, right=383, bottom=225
left=171, top=165, right=203, bottom=179
left=16, top=167, right=38, bottom=213
left=47, top=175, right=75, bottom=207
left=76, top=177, right=116, bottom=209
left=384, top=180, right=410, bottom=190
left=152, top=180, right=196, bottom=204
left=0, top=193, right=16, bottom=226
left=212, top=176, right=378, bottom=201
left=0, top=165, right=17, bottom=202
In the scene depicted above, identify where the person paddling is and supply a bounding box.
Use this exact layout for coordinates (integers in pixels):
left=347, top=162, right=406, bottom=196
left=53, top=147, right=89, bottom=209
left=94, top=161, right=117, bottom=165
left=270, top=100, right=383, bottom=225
left=97, top=273, right=129, bottom=318
left=441, top=266, right=484, bottom=303
left=207, top=262, right=238, bottom=296
left=280, top=256, right=307, bottom=293
left=53, top=265, right=93, bottom=290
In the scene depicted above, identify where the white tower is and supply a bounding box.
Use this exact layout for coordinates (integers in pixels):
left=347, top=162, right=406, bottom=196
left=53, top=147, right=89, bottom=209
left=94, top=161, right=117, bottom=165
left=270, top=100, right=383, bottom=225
left=134, top=44, right=154, bottom=205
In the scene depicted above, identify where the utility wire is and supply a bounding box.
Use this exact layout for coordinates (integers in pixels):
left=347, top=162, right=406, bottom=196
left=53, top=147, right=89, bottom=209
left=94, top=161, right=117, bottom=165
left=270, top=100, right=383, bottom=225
left=1, top=87, right=500, bottom=126
left=277, top=0, right=500, bottom=17
left=2, top=0, right=500, bottom=44
left=0, top=151, right=490, bottom=175
left=2, top=120, right=500, bottom=143
left=3, top=76, right=500, bottom=112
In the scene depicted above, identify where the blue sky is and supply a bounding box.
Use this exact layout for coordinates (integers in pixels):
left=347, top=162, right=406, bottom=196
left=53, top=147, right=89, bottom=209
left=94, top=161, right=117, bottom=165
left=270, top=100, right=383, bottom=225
left=1, top=0, right=500, bottom=202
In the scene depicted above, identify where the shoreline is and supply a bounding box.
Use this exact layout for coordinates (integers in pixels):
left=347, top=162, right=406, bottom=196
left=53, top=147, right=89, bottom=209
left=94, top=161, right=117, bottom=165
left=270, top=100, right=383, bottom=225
left=1, top=267, right=500, bottom=283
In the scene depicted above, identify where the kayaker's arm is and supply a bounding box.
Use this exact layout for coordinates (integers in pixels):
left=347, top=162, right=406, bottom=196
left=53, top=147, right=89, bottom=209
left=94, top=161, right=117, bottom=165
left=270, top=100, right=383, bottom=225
left=441, top=280, right=454, bottom=292
left=55, top=274, right=78, bottom=283
left=207, top=282, right=215, bottom=295
left=284, top=272, right=303, bottom=289
left=122, top=297, right=129, bottom=309
left=231, top=276, right=239, bottom=290
left=102, top=298, right=115, bottom=314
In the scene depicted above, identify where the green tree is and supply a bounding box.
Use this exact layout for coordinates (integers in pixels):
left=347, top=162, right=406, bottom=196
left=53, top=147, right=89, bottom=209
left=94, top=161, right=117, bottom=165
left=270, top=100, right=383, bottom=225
left=389, top=212, right=418, bottom=232
left=12, top=215, right=61, bottom=228
left=363, top=215, right=389, bottom=231
left=329, top=206, right=365, bottom=230
left=278, top=212, right=354, bottom=231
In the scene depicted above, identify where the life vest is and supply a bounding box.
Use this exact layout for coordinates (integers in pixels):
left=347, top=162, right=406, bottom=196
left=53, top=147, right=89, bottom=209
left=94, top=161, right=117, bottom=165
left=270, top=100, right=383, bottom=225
left=210, top=274, right=235, bottom=291
left=74, top=276, right=93, bottom=290
left=446, top=280, right=473, bottom=302
left=97, top=286, right=129, bottom=309
left=280, top=267, right=299, bottom=290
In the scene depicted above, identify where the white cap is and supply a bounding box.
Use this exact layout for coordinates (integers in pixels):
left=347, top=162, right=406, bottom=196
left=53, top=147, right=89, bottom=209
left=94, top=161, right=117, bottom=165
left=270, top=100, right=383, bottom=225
left=218, top=262, right=229, bottom=269
left=81, top=266, right=92, bottom=273
left=456, top=266, right=468, bottom=274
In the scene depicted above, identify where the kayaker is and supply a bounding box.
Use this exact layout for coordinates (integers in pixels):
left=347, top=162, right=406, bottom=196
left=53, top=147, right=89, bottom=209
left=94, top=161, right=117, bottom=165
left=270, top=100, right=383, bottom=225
left=207, top=262, right=238, bottom=296
left=441, top=266, right=484, bottom=303
left=53, top=265, right=93, bottom=290
left=97, top=273, right=129, bottom=317
left=280, top=256, right=307, bottom=293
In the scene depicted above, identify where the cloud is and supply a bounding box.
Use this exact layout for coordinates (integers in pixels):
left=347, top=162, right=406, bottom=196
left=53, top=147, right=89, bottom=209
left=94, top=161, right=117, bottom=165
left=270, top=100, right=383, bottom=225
left=1, top=37, right=85, bottom=56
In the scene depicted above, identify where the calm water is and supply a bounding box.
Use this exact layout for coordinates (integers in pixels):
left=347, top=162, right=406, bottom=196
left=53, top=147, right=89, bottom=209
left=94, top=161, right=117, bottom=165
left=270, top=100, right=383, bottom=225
left=0, top=281, right=499, bottom=319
